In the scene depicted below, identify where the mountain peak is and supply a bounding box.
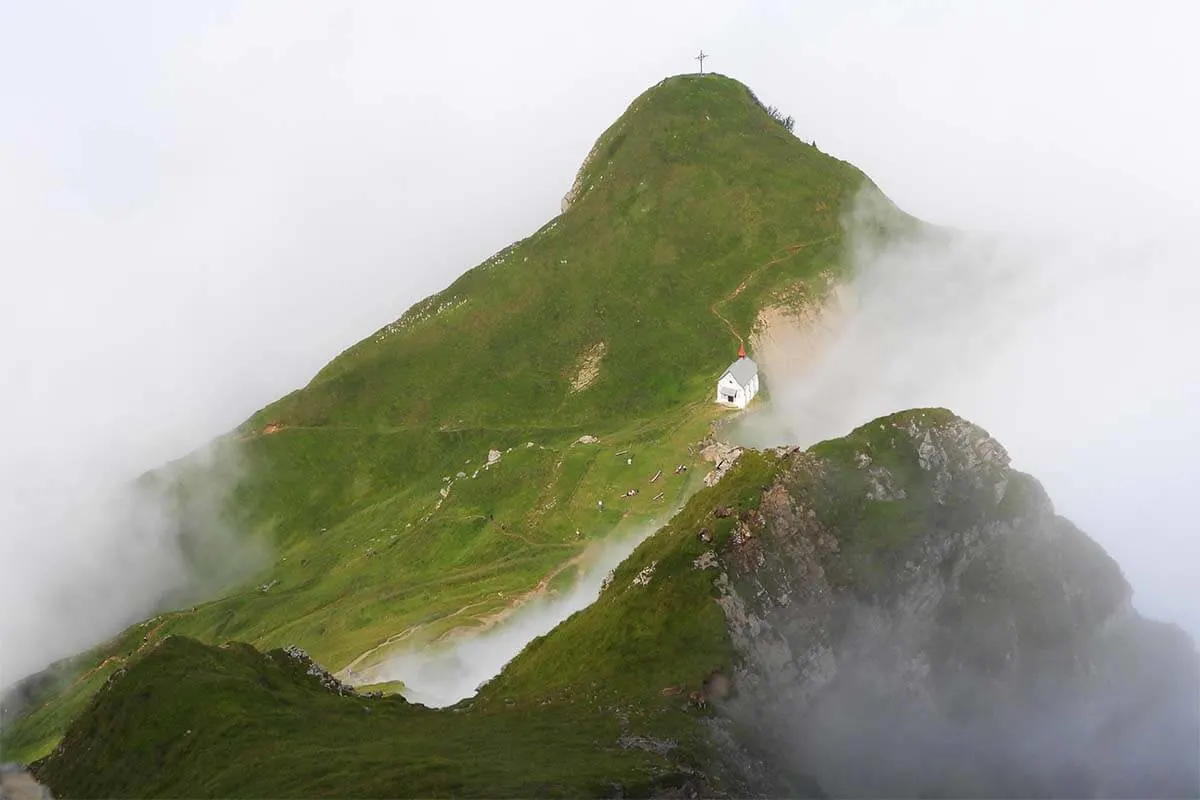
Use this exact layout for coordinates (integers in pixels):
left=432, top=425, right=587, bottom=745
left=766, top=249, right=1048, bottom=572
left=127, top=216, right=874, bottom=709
left=259, top=74, right=867, bottom=435
left=563, top=73, right=813, bottom=213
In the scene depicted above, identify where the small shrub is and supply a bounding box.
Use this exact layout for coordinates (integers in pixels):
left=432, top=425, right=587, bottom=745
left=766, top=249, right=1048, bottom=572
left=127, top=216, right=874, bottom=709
left=746, top=88, right=796, bottom=134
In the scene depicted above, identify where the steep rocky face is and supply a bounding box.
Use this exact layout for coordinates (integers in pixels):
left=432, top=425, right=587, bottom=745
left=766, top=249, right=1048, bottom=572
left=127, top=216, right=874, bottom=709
left=710, top=409, right=1199, bottom=798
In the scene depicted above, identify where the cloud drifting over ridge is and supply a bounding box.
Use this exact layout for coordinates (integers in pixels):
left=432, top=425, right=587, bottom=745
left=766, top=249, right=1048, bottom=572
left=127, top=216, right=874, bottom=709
left=742, top=188, right=1200, bottom=639
left=0, top=441, right=265, bottom=685
left=1, top=1, right=1198, bottom=684
left=370, top=529, right=651, bottom=708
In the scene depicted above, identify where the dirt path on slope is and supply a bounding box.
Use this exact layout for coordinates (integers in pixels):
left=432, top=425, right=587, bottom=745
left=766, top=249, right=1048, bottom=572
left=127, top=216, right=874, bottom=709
left=710, top=236, right=836, bottom=346
left=337, top=597, right=497, bottom=678
left=59, top=616, right=181, bottom=696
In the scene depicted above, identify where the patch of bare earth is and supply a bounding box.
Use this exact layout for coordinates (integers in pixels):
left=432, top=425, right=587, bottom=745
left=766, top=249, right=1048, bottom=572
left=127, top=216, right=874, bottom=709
left=751, top=282, right=853, bottom=383
left=569, top=342, right=607, bottom=392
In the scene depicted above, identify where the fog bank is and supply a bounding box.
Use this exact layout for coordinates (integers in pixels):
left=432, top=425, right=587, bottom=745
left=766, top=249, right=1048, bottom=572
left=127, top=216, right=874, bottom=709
left=3, top=1, right=1197, bottom=699
left=0, top=442, right=263, bottom=687
left=369, top=529, right=652, bottom=708
left=741, top=189, right=1200, bottom=640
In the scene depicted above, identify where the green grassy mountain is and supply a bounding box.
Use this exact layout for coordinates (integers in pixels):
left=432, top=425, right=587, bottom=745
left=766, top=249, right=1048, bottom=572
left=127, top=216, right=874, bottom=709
left=27, top=449, right=780, bottom=799
left=9, top=73, right=1196, bottom=799
left=3, top=73, right=899, bottom=764
left=29, top=410, right=1200, bottom=798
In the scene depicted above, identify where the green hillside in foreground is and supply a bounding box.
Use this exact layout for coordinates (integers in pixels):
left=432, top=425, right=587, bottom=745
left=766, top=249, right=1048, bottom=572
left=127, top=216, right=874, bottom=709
left=30, top=449, right=783, bottom=799
left=30, top=409, right=1198, bottom=798
left=2, top=73, right=913, bottom=764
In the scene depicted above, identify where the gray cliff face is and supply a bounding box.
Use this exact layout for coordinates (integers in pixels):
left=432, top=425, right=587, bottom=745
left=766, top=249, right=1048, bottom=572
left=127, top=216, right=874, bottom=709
left=713, top=409, right=1199, bottom=798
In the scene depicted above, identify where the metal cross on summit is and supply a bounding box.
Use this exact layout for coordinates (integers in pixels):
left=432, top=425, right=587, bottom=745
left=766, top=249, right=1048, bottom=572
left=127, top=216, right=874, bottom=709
left=696, top=50, right=708, bottom=74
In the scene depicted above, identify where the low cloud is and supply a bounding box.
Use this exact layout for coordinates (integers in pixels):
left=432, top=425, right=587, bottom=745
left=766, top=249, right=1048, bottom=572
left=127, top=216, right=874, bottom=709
left=368, top=529, right=651, bottom=708
left=0, top=440, right=263, bottom=687
left=743, top=188, right=1200, bottom=641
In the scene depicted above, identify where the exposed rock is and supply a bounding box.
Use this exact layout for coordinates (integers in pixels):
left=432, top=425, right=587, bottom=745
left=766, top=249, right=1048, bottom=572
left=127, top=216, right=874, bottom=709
left=487, top=449, right=502, bottom=465
left=701, top=440, right=742, bottom=465
left=709, top=409, right=1199, bottom=798
left=701, top=440, right=743, bottom=487
left=631, top=562, right=657, bottom=587
left=276, top=646, right=355, bottom=697
left=618, top=733, right=677, bottom=757
left=577, top=435, right=599, bottom=444
left=569, top=343, right=607, bottom=393
left=600, top=568, right=616, bottom=592
left=561, top=136, right=603, bottom=212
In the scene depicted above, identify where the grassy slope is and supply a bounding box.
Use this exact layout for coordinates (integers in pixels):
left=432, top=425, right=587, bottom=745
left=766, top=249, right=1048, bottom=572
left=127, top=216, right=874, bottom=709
left=33, top=637, right=664, bottom=799
left=36, top=408, right=1129, bottom=798
left=33, top=451, right=787, bottom=799
left=3, top=73, right=891, bottom=763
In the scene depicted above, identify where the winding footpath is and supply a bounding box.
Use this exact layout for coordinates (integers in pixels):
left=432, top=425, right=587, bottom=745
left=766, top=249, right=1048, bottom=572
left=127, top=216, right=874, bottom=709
left=710, top=236, right=835, bottom=346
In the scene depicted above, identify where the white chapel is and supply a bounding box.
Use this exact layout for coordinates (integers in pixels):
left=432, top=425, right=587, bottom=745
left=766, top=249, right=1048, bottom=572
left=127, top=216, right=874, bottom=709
left=715, top=344, right=759, bottom=409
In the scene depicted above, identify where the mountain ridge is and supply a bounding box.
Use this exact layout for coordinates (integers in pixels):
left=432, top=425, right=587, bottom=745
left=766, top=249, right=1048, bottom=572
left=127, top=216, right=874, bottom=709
left=28, top=408, right=1200, bottom=798
left=260, top=73, right=876, bottom=432
left=11, top=74, right=1190, bottom=800
left=3, top=72, right=882, bottom=764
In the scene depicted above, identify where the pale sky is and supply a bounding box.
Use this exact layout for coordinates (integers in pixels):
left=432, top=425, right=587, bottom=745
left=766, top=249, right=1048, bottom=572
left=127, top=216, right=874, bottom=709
left=2, top=1, right=1198, bottom=682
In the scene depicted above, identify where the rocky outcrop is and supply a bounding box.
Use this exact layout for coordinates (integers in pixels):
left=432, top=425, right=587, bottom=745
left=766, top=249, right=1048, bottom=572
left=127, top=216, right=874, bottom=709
left=700, top=440, right=743, bottom=487
left=272, top=646, right=364, bottom=697
left=710, top=409, right=1199, bottom=798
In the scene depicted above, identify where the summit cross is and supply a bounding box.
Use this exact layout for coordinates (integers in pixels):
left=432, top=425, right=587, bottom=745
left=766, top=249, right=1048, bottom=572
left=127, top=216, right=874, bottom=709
left=696, top=50, right=708, bottom=74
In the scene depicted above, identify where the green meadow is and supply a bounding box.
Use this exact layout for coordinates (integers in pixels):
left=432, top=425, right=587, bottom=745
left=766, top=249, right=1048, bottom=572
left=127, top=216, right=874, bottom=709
left=2, top=73, right=907, bottom=768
